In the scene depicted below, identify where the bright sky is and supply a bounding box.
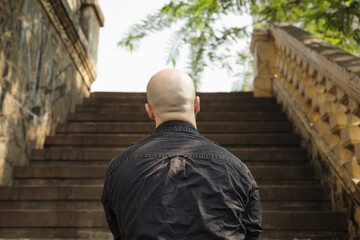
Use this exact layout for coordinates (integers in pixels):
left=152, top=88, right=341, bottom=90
left=91, top=0, right=252, bottom=92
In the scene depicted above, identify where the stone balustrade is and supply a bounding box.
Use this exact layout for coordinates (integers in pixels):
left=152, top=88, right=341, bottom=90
left=251, top=24, right=360, bottom=236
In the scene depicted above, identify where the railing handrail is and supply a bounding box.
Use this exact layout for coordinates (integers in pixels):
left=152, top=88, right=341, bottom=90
left=271, top=24, right=360, bottom=103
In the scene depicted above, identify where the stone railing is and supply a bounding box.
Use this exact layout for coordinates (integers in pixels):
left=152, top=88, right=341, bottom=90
left=0, top=0, right=103, bottom=185
left=251, top=24, right=360, bottom=236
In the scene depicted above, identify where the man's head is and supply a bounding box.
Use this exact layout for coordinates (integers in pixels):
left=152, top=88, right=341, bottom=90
left=145, top=68, right=200, bottom=128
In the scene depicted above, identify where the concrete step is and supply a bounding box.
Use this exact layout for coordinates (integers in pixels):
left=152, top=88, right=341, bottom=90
left=91, top=92, right=254, bottom=98
left=13, top=166, right=106, bottom=179
left=0, top=229, right=347, bottom=240
left=0, top=185, right=328, bottom=202
left=12, top=178, right=104, bottom=186
left=44, top=133, right=301, bottom=147
left=68, top=111, right=289, bottom=122
left=87, top=92, right=276, bottom=104
left=91, top=91, right=148, bottom=98
left=0, top=210, right=347, bottom=231
left=260, top=230, right=348, bottom=240
left=13, top=165, right=316, bottom=183
left=261, top=201, right=332, bottom=211
left=57, top=121, right=293, bottom=134
left=0, top=200, right=102, bottom=210
left=0, top=210, right=107, bottom=227
left=261, top=211, right=348, bottom=231
left=0, top=227, right=112, bottom=239
left=0, top=186, right=102, bottom=200
left=76, top=103, right=282, bottom=112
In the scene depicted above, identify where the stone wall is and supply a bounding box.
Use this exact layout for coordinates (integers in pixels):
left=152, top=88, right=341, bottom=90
left=0, top=0, right=103, bottom=185
left=251, top=24, right=360, bottom=237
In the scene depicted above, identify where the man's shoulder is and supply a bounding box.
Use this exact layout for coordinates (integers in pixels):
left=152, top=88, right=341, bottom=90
left=193, top=136, right=257, bottom=183
left=106, top=134, right=154, bottom=172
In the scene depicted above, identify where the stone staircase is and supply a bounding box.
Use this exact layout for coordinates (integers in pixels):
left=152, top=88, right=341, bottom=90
left=0, top=92, right=349, bottom=239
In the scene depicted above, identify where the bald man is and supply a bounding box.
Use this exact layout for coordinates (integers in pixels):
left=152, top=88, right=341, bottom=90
left=102, top=69, right=263, bottom=240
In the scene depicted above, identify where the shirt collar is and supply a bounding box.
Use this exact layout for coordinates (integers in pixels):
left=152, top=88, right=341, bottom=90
left=154, top=120, right=199, bottom=135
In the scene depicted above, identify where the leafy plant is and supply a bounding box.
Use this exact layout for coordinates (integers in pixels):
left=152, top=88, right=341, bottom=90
left=118, top=0, right=360, bottom=89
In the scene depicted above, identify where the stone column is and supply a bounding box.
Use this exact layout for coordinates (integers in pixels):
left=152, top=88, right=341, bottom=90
left=80, top=0, right=104, bottom=64
left=250, top=29, right=277, bottom=97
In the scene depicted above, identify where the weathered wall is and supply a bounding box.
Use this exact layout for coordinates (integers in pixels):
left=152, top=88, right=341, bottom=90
left=0, top=0, right=103, bottom=185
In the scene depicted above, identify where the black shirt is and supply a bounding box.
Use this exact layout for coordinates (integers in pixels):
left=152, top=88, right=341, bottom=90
left=102, top=120, right=263, bottom=240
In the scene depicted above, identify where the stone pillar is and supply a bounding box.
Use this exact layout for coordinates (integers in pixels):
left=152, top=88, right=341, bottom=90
left=80, top=0, right=104, bottom=64
left=250, top=29, right=277, bottom=97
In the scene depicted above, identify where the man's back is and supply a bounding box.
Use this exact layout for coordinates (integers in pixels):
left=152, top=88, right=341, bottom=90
left=102, top=121, right=262, bottom=240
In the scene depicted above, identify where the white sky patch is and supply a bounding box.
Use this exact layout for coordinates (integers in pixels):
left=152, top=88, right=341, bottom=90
left=92, top=0, right=252, bottom=92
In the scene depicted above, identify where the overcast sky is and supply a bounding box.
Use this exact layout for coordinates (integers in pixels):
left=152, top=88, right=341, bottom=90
left=92, top=0, right=252, bottom=92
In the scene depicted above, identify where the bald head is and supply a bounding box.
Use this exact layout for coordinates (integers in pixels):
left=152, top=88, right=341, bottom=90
left=145, top=68, right=200, bottom=128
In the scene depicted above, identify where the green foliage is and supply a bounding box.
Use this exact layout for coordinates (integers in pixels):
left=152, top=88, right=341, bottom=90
left=251, top=0, right=360, bottom=54
left=119, top=0, right=360, bottom=89
left=231, top=50, right=254, bottom=91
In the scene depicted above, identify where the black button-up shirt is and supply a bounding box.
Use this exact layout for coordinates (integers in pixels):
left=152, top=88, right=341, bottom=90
left=102, top=121, right=262, bottom=240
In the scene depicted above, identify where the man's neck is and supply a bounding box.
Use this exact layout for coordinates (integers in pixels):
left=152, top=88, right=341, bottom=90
left=155, top=116, right=197, bottom=129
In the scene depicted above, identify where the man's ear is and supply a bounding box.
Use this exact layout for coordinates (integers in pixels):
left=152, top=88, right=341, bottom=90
left=194, top=96, right=200, bottom=115
left=145, top=103, right=155, bottom=120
